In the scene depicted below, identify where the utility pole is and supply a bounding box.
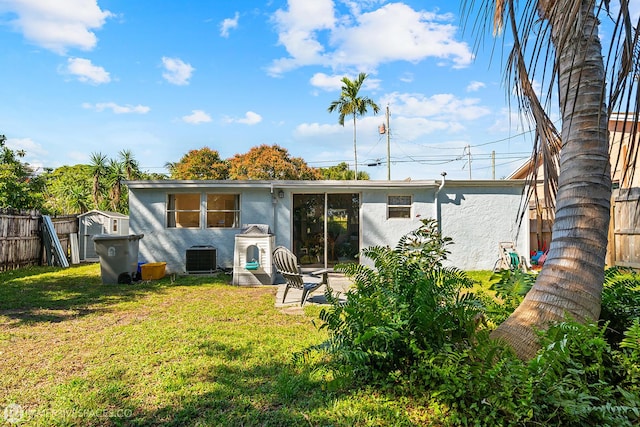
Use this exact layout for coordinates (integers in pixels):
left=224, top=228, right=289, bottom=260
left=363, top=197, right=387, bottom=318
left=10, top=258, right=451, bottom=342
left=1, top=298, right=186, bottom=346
left=491, top=150, right=495, bottom=180
left=386, top=105, right=390, bottom=180
left=466, top=144, right=472, bottom=179
left=378, top=106, right=391, bottom=180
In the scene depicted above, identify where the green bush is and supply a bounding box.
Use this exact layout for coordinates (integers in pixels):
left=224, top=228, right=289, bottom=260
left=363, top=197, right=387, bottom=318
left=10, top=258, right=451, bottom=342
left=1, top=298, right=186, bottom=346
left=479, top=268, right=536, bottom=325
left=601, top=267, right=640, bottom=348
left=300, top=219, right=483, bottom=383
left=297, top=223, right=640, bottom=426
left=428, top=321, right=639, bottom=426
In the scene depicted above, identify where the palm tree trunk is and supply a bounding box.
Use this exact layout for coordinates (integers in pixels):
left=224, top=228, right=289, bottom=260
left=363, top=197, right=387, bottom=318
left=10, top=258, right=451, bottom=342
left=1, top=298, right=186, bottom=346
left=353, top=114, right=358, bottom=180
left=92, top=177, right=100, bottom=209
left=491, top=0, right=611, bottom=359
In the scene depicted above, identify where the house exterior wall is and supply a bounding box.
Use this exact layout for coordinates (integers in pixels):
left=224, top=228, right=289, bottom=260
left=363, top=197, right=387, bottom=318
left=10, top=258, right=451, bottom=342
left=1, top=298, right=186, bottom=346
left=359, top=189, right=434, bottom=251
left=439, top=184, right=529, bottom=270
left=128, top=187, right=275, bottom=272
left=127, top=180, right=528, bottom=274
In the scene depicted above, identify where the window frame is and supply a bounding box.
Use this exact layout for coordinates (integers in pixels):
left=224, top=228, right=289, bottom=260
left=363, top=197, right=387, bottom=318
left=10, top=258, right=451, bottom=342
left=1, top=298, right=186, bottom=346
left=206, top=193, right=240, bottom=228
left=166, top=193, right=202, bottom=229
left=166, top=192, right=241, bottom=229
left=387, top=195, right=412, bottom=219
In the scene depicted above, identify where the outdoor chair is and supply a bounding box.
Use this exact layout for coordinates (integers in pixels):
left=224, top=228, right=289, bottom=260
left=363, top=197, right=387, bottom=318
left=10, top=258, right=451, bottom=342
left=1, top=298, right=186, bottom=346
left=272, top=246, right=329, bottom=306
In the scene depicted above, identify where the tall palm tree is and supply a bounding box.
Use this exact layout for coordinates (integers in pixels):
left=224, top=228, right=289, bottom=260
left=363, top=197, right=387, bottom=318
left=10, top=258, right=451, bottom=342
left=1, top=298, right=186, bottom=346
left=328, top=73, right=380, bottom=180
left=118, top=149, right=140, bottom=180
left=106, top=159, right=126, bottom=212
left=466, top=0, right=639, bottom=359
left=89, top=152, right=108, bottom=209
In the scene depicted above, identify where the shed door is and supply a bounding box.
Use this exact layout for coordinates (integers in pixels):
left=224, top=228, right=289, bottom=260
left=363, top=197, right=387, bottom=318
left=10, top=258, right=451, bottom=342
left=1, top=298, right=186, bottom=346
left=83, top=217, right=105, bottom=260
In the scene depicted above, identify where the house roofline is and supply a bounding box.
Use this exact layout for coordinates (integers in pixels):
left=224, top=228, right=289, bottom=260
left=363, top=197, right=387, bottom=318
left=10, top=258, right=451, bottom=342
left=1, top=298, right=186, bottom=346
left=125, top=179, right=526, bottom=190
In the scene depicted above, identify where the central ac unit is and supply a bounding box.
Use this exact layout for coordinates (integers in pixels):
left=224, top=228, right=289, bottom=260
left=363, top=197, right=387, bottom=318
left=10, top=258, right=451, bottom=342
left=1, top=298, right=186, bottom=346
left=186, top=246, right=216, bottom=274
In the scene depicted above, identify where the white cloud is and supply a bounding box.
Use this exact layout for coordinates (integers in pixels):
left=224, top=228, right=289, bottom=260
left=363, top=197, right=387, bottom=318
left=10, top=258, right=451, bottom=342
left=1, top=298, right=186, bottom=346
left=182, top=110, right=212, bottom=124
left=0, top=0, right=113, bottom=54
left=399, top=73, right=414, bottom=83
left=65, top=57, right=110, bottom=84
left=467, top=81, right=486, bottom=92
left=82, top=102, right=150, bottom=114
left=268, top=1, right=473, bottom=75
left=220, top=12, right=239, bottom=37
left=161, top=57, right=194, bottom=85
left=5, top=137, right=48, bottom=157
left=381, top=92, right=491, bottom=121
left=310, top=72, right=380, bottom=92
left=309, top=73, right=344, bottom=91
left=294, top=122, right=342, bottom=137
left=223, top=111, right=263, bottom=125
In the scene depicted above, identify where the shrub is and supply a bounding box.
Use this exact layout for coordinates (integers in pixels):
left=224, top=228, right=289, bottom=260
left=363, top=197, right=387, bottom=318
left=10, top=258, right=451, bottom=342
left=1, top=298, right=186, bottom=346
left=428, top=321, right=640, bottom=426
left=300, top=219, right=483, bottom=383
left=481, top=268, right=536, bottom=325
left=601, top=267, right=640, bottom=348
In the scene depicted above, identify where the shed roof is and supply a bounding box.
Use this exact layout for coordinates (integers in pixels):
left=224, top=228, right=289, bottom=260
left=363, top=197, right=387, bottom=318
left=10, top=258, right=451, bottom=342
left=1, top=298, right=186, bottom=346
left=77, top=209, right=128, bottom=219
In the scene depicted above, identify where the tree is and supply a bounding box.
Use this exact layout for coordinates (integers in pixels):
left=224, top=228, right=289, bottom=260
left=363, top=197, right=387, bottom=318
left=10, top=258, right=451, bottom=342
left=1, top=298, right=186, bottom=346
left=320, top=162, right=369, bottom=180
left=328, top=73, right=380, bottom=181
left=89, top=152, right=108, bottom=209
left=467, top=0, right=639, bottom=359
left=106, top=158, right=126, bottom=211
left=43, top=165, right=93, bottom=214
left=228, top=144, right=321, bottom=180
left=119, top=149, right=141, bottom=180
left=0, top=135, right=45, bottom=210
left=170, top=147, right=229, bottom=180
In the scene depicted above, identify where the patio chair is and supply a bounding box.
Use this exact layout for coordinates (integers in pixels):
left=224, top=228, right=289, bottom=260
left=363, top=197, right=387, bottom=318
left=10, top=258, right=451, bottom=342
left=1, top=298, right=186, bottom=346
left=272, top=246, right=329, bottom=306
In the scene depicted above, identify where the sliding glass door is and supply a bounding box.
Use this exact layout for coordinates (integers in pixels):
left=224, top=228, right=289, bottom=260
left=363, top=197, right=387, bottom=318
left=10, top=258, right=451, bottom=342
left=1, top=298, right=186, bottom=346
left=293, top=193, right=360, bottom=267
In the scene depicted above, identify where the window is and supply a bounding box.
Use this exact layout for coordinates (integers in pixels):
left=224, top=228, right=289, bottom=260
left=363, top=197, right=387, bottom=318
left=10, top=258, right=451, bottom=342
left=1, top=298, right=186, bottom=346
left=167, top=193, right=201, bottom=228
left=388, top=195, right=411, bottom=218
left=206, top=194, right=240, bottom=228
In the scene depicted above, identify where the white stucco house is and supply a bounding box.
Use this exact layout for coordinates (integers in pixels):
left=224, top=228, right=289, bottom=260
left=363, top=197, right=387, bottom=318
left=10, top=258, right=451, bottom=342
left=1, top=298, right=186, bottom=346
left=125, top=178, right=529, bottom=279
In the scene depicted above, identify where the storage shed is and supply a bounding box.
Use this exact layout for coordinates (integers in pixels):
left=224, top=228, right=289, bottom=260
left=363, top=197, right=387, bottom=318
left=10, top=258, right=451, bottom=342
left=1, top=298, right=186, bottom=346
left=78, top=210, right=129, bottom=262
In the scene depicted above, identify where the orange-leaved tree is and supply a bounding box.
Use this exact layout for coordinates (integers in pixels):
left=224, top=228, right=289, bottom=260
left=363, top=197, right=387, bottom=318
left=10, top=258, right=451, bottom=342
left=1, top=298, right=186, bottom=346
left=168, top=147, right=229, bottom=180
left=228, top=144, right=321, bottom=180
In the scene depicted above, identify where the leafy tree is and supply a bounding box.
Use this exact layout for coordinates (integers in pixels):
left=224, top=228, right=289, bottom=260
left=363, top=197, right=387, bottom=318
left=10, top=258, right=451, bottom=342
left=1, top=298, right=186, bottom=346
left=328, top=73, right=380, bottom=181
left=228, top=144, right=321, bottom=180
left=140, top=171, right=168, bottom=180
left=43, top=165, right=93, bottom=214
left=320, top=162, right=369, bottom=180
left=467, top=0, right=640, bottom=359
left=169, top=147, right=229, bottom=180
left=0, top=135, right=45, bottom=210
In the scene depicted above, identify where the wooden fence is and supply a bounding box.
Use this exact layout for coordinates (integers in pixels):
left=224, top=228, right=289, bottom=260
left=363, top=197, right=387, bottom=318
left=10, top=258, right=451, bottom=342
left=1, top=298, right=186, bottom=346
left=610, top=188, right=640, bottom=269
left=0, top=209, right=78, bottom=272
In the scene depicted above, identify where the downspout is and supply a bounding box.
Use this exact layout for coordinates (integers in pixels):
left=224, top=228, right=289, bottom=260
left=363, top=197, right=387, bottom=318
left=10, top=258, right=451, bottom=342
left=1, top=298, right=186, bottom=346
left=434, top=172, right=447, bottom=229
left=270, top=183, right=277, bottom=242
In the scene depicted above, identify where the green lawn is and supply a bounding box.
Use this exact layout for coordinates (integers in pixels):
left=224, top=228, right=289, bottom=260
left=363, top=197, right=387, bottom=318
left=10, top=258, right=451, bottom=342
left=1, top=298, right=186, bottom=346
left=0, top=264, right=440, bottom=426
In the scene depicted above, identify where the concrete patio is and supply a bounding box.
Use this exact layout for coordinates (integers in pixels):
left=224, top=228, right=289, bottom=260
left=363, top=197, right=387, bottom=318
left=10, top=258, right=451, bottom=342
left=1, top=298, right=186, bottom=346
left=274, top=272, right=353, bottom=308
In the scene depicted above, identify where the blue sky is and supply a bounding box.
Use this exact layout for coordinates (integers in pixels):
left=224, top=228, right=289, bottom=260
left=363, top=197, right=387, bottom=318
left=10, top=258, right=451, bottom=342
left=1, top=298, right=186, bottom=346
left=1, top=1, right=631, bottom=181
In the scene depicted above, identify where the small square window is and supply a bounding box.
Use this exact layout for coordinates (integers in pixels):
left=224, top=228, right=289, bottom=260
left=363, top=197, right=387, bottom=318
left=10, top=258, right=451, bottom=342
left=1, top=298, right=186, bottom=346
left=206, top=194, right=240, bottom=228
left=167, top=193, right=201, bottom=228
left=388, top=195, right=411, bottom=218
